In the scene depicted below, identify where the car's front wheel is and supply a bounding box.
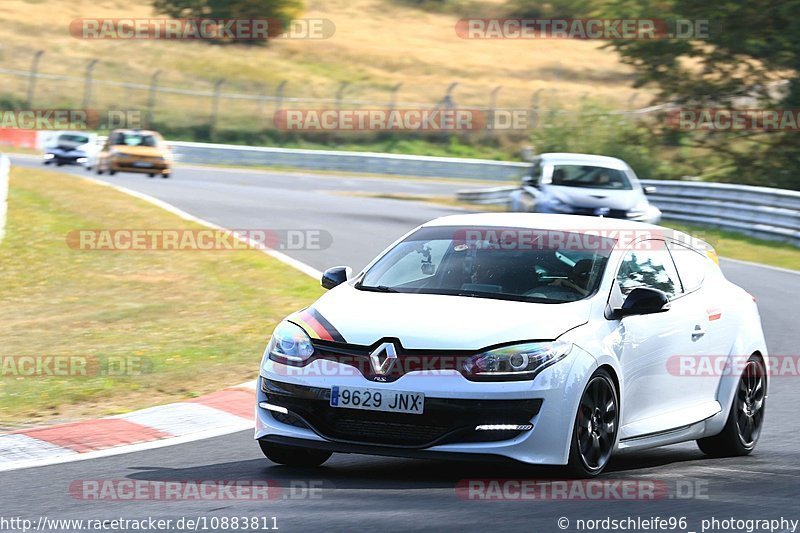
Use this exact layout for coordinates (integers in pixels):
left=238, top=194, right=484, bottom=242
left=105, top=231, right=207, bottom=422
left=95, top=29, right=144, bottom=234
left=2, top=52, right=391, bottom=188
left=258, top=441, right=332, bottom=467
left=697, top=354, right=766, bottom=457
left=566, top=368, right=619, bottom=478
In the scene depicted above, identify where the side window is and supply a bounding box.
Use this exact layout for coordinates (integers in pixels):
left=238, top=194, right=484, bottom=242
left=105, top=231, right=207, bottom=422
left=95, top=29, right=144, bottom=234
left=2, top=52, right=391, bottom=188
left=616, top=242, right=682, bottom=298
left=668, top=243, right=708, bottom=293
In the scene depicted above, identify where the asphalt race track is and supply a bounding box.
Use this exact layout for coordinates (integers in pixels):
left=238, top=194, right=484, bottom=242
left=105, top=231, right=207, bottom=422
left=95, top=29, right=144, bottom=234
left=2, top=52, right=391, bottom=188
left=4, top=157, right=800, bottom=533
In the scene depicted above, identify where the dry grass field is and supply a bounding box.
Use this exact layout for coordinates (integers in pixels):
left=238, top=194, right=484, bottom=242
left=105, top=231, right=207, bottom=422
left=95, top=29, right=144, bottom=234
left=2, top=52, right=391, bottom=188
left=0, top=0, right=646, bottom=114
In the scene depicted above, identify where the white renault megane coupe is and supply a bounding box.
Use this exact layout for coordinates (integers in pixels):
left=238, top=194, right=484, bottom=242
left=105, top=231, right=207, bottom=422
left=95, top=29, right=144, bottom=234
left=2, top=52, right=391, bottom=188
left=256, top=214, right=768, bottom=477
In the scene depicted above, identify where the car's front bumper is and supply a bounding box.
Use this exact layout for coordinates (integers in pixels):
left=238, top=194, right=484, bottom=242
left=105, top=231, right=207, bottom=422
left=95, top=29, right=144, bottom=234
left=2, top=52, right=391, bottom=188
left=255, top=346, right=598, bottom=465
left=44, top=152, right=88, bottom=165
left=110, top=160, right=170, bottom=174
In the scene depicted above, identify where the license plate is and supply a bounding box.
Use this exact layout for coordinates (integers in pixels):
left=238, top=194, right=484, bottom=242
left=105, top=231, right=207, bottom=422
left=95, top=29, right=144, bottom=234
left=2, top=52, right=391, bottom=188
left=133, top=162, right=153, bottom=168
left=330, top=386, right=424, bottom=415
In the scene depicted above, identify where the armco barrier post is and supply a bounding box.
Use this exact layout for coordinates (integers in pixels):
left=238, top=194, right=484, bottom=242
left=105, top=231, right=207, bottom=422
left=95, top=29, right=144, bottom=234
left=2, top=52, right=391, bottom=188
left=0, top=154, right=9, bottom=244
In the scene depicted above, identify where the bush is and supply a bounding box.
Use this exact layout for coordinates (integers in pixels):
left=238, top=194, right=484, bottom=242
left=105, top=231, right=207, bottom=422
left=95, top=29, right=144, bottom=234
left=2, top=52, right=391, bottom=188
left=531, top=103, right=689, bottom=180
left=152, top=0, right=304, bottom=44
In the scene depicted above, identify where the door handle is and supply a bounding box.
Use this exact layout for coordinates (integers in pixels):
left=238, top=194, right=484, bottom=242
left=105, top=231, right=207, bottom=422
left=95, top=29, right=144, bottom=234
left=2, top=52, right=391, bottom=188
left=691, top=325, right=706, bottom=341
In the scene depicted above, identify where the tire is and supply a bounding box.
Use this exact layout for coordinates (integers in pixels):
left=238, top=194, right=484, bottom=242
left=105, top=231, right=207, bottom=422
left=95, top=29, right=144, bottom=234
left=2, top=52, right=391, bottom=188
left=109, top=170, right=116, bottom=176
left=148, top=173, right=155, bottom=178
left=161, top=173, right=171, bottom=179
left=258, top=440, right=332, bottom=467
left=96, top=166, right=103, bottom=175
left=566, top=368, right=619, bottom=478
left=697, top=354, right=766, bottom=457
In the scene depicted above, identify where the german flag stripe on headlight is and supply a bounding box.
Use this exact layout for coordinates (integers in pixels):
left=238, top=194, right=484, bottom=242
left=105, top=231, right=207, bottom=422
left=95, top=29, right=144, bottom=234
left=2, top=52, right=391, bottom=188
left=289, top=308, right=346, bottom=343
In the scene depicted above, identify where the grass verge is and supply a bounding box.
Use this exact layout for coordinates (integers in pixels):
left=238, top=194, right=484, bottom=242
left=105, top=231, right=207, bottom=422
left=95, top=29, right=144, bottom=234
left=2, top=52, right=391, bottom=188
left=0, top=167, right=322, bottom=428
left=662, top=221, right=800, bottom=272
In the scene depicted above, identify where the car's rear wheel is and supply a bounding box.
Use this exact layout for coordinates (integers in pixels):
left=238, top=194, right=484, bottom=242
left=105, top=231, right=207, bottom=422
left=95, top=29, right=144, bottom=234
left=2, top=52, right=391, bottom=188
left=96, top=165, right=103, bottom=175
left=258, top=441, right=332, bottom=467
left=697, top=354, right=766, bottom=457
left=148, top=173, right=155, bottom=178
left=109, top=170, right=116, bottom=176
left=161, top=173, right=171, bottom=179
left=566, top=368, right=618, bottom=478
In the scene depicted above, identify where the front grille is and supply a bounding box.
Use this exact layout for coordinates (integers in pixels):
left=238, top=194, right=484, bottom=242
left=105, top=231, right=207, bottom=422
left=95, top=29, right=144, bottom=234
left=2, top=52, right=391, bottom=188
left=571, top=207, right=629, bottom=219
left=261, top=378, right=541, bottom=448
left=333, top=417, right=450, bottom=445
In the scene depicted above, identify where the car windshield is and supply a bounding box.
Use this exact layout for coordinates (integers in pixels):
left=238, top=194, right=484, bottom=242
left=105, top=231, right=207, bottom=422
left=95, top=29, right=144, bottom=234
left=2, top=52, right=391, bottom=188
left=551, top=164, right=632, bottom=190
left=57, top=134, right=89, bottom=144
left=358, top=226, right=614, bottom=303
left=114, top=133, right=159, bottom=147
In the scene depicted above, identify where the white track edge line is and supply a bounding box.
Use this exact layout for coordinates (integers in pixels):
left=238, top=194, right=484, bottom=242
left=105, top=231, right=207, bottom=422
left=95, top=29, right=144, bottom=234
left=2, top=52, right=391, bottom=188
left=76, top=174, right=322, bottom=279
left=0, top=172, right=322, bottom=470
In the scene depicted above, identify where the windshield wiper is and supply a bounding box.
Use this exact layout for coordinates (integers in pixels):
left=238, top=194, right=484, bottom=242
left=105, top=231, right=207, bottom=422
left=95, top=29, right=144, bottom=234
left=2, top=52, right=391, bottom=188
left=357, top=284, right=399, bottom=293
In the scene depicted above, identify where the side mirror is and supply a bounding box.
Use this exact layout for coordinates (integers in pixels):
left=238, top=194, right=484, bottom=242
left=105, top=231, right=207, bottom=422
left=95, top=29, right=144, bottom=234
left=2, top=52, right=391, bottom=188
left=643, top=186, right=657, bottom=195
left=614, top=287, right=670, bottom=318
left=321, top=266, right=351, bottom=290
left=522, top=176, right=539, bottom=188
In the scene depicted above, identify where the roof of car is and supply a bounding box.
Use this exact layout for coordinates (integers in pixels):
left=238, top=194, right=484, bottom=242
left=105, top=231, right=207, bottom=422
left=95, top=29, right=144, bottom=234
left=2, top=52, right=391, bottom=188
left=538, top=153, right=630, bottom=170
left=112, top=129, right=161, bottom=136
left=422, top=213, right=699, bottom=247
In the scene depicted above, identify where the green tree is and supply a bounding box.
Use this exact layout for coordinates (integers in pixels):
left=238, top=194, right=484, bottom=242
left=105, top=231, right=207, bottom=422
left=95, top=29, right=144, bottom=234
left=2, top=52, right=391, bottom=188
left=152, top=0, right=303, bottom=43
left=598, top=0, right=800, bottom=189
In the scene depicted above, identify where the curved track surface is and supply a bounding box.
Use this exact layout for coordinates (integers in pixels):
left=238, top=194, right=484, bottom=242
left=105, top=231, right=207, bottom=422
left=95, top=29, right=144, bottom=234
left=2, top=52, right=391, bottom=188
left=4, top=157, right=800, bottom=533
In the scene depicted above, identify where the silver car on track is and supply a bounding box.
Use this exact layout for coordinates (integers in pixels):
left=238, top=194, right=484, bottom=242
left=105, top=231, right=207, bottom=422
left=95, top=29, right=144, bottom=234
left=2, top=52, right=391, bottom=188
left=509, top=153, right=662, bottom=224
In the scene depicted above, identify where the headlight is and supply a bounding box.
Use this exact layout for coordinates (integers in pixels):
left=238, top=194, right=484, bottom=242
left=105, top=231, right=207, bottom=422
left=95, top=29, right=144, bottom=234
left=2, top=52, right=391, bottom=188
left=462, top=341, right=572, bottom=381
left=626, top=201, right=650, bottom=219
left=264, top=320, right=314, bottom=365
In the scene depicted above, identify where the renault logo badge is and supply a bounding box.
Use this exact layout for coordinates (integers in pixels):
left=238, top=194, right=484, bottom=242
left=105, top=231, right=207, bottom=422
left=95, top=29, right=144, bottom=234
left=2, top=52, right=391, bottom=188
left=369, top=342, right=398, bottom=375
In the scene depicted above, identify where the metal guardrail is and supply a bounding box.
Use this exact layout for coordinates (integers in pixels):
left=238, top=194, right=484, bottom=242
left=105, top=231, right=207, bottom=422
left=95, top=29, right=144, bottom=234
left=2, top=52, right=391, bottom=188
left=0, top=153, right=9, bottom=244
left=456, top=180, right=800, bottom=247
left=639, top=180, right=800, bottom=246
left=174, top=142, right=800, bottom=246
left=171, top=141, right=527, bottom=181
left=456, top=186, right=519, bottom=206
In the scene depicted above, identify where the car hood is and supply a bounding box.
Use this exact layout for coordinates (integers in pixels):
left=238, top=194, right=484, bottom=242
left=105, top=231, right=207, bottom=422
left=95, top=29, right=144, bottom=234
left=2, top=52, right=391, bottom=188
left=547, top=186, right=644, bottom=211
left=304, top=284, right=592, bottom=350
